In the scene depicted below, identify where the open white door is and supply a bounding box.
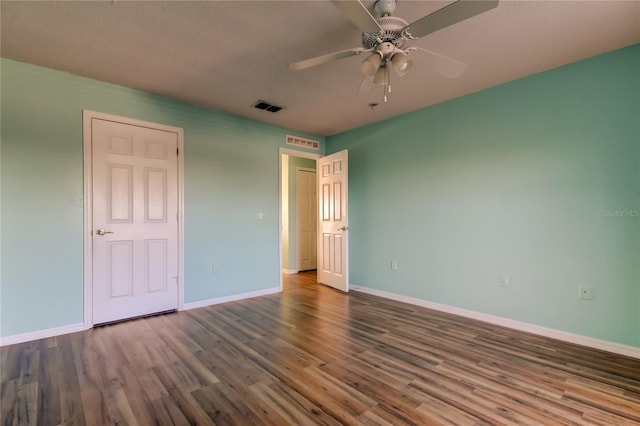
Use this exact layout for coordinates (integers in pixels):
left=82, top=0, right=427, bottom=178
left=317, top=150, right=348, bottom=292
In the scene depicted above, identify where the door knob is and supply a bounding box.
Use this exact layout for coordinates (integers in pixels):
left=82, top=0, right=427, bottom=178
left=95, top=229, right=114, bottom=236
left=339, top=226, right=348, bottom=231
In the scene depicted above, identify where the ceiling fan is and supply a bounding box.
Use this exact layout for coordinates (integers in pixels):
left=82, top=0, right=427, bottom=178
left=289, top=0, right=498, bottom=102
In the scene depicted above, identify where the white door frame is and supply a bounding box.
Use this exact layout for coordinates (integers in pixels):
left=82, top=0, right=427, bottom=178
left=279, top=148, right=321, bottom=290
left=83, top=110, right=185, bottom=328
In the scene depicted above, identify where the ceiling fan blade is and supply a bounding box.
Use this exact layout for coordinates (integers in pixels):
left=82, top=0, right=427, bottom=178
left=411, top=47, right=468, bottom=79
left=357, top=75, right=374, bottom=96
left=289, top=47, right=368, bottom=71
left=331, top=0, right=383, bottom=33
left=403, top=0, right=498, bottom=39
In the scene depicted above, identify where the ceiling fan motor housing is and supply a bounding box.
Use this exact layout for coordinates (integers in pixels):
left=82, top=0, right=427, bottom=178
left=362, top=15, right=408, bottom=50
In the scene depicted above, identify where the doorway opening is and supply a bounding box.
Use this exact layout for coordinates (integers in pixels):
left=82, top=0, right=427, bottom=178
left=279, top=149, right=320, bottom=291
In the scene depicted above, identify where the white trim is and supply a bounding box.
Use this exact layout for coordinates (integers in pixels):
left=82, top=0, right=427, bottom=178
left=183, top=287, right=280, bottom=311
left=282, top=269, right=299, bottom=275
left=2, top=287, right=277, bottom=346
left=83, top=113, right=93, bottom=327
left=0, top=323, right=86, bottom=347
left=82, top=110, right=185, bottom=328
left=278, top=147, right=321, bottom=292
left=280, top=147, right=321, bottom=160
left=351, top=284, right=640, bottom=359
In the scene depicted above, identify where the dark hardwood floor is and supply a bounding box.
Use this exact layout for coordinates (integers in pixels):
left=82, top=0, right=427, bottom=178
left=2, top=271, right=639, bottom=425
left=282, top=269, right=318, bottom=291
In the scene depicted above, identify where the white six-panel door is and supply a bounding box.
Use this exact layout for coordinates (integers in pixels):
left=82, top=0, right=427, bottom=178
left=297, top=168, right=317, bottom=271
left=317, top=150, right=349, bottom=292
left=91, top=118, right=179, bottom=324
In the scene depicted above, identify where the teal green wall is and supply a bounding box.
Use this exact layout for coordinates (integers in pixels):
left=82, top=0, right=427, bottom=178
left=2, top=46, right=638, bottom=347
left=0, top=58, right=324, bottom=337
left=327, top=45, right=640, bottom=347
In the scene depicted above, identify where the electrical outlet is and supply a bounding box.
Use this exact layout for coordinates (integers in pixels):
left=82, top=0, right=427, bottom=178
left=390, top=261, right=398, bottom=271
left=499, top=275, right=511, bottom=288
left=579, top=285, right=593, bottom=300
left=212, top=263, right=219, bottom=273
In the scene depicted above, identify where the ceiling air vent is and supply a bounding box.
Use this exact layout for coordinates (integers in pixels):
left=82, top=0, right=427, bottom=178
left=286, top=135, right=319, bottom=150
left=252, top=100, right=284, bottom=113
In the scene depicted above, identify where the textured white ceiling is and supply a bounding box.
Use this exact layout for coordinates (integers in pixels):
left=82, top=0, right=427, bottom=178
left=2, top=1, right=639, bottom=136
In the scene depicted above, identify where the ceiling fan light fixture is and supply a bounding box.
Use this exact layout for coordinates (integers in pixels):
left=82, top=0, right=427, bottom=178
left=360, top=53, right=382, bottom=76
left=373, top=65, right=389, bottom=86
left=392, top=53, right=412, bottom=76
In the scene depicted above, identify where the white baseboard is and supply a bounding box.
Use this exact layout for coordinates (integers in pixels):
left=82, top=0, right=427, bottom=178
left=0, top=323, right=87, bottom=347
left=351, top=285, right=640, bottom=359
left=0, top=288, right=281, bottom=346
left=282, top=269, right=299, bottom=275
left=5, top=286, right=636, bottom=359
left=182, top=287, right=281, bottom=311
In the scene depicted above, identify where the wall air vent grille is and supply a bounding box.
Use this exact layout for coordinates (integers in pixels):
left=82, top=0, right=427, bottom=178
left=286, top=135, right=319, bottom=150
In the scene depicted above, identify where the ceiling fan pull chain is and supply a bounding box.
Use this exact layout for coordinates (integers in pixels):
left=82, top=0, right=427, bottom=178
left=385, top=66, right=391, bottom=102
left=384, top=83, right=390, bottom=102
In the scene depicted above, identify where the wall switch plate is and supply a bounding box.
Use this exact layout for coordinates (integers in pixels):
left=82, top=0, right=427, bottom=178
left=499, top=275, right=511, bottom=288
left=212, top=263, right=219, bottom=273
left=391, top=261, right=398, bottom=271
left=579, top=285, right=593, bottom=300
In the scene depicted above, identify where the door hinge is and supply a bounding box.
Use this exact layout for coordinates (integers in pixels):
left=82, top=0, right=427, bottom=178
left=176, top=147, right=179, bottom=155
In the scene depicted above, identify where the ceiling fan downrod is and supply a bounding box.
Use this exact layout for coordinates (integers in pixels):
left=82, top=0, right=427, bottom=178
left=374, top=0, right=397, bottom=18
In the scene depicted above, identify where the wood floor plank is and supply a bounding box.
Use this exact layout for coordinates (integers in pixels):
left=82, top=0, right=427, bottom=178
left=249, top=381, right=335, bottom=426
left=71, top=334, right=113, bottom=425
left=156, top=327, right=220, bottom=387
left=435, top=359, right=586, bottom=424
left=118, top=364, right=166, bottom=425
left=246, top=337, right=325, bottom=372
left=35, top=348, right=60, bottom=426
left=408, top=374, right=503, bottom=424
left=1, top=347, right=19, bottom=389
left=563, top=380, right=640, bottom=422
left=2, top=270, right=639, bottom=425
left=197, top=345, right=277, bottom=390
left=149, top=394, right=192, bottom=425
left=261, top=380, right=345, bottom=426
left=415, top=398, right=490, bottom=425
left=160, top=382, right=216, bottom=425
left=356, top=409, right=396, bottom=426
left=14, top=380, right=38, bottom=426
left=319, top=360, right=435, bottom=425
left=1, top=380, right=20, bottom=425
left=190, top=382, right=266, bottom=425
left=56, top=337, right=86, bottom=424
